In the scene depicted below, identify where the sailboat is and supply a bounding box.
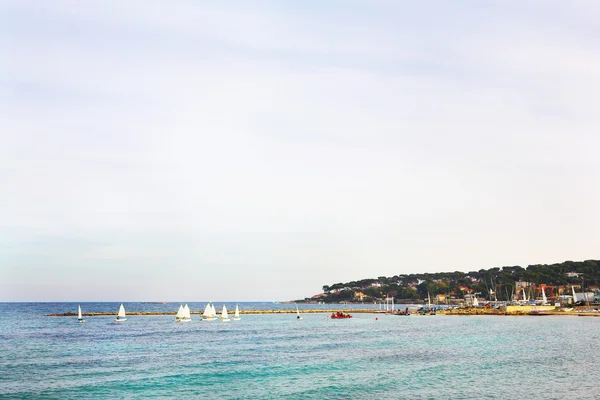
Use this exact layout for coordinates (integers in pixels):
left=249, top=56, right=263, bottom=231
left=115, top=304, right=127, bottom=322
left=296, top=305, right=302, bottom=320
left=77, top=305, right=86, bottom=323
left=472, top=294, right=479, bottom=307
left=182, top=304, right=192, bottom=322
left=220, top=305, right=230, bottom=322
left=175, top=304, right=192, bottom=322
left=202, top=302, right=217, bottom=321
left=233, top=305, right=241, bottom=321
left=175, top=305, right=184, bottom=321
left=541, top=287, right=548, bottom=305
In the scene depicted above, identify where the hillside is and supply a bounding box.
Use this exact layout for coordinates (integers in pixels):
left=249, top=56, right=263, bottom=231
left=312, top=260, right=599, bottom=303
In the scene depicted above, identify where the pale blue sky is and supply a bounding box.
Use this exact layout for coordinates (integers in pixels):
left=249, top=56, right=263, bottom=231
left=1, top=1, right=599, bottom=301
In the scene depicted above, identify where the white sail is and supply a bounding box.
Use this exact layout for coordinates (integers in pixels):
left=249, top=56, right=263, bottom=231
left=203, top=303, right=211, bottom=317
left=473, top=295, right=479, bottom=307
left=220, top=305, right=230, bottom=321
left=78, top=304, right=85, bottom=322
left=234, top=305, right=240, bottom=318
left=203, top=303, right=217, bottom=320
left=427, top=292, right=432, bottom=308
left=541, top=287, right=548, bottom=305
left=115, top=304, right=127, bottom=321
left=176, top=305, right=184, bottom=319
left=296, top=304, right=302, bottom=320
left=572, top=286, right=578, bottom=303
left=183, top=304, right=191, bottom=320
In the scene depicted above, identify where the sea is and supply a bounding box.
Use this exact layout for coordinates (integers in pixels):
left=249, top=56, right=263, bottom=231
left=1, top=302, right=599, bottom=399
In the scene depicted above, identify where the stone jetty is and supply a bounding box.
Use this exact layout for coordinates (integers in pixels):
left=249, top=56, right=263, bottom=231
left=48, top=309, right=377, bottom=317
left=48, top=306, right=600, bottom=317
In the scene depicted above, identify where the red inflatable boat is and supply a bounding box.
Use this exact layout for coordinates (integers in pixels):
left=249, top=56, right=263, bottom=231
left=330, top=312, right=352, bottom=319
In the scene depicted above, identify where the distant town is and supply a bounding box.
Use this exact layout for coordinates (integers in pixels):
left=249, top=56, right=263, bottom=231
left=304, top=260, right=600, bottom=306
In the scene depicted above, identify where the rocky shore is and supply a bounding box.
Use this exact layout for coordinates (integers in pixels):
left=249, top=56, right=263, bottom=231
left=441, top=306, right=600, bottom=316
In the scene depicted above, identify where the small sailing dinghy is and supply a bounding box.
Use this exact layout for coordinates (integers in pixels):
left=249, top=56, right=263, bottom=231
left=175, top=305, right=184, bottom=321
left=296, top=305, right=302, bottom=320
left=115, top=304, right=127, bottom=322
left=220, top=305, right=230, bottom=322
left=182, top=304, right=192, bottom=322
left=78, top=305, right=86, bottom=323
left=175, top=304, right=191, bottom=322
left=202, top=302, right=217, bottom=321
left=232, top=305, right=241, bottom=321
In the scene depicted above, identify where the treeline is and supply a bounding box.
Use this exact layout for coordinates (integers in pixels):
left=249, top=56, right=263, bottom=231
left=317, top=260, right=600, bottom=303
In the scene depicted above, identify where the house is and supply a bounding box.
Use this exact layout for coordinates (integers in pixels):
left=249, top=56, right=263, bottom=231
left=354, top=291, right=366, bottom=301
left=516, top=281, right=533, bottom=288
left=567, top=272, right=581, bottom=278
left=436, top=294, right=446, bottom=303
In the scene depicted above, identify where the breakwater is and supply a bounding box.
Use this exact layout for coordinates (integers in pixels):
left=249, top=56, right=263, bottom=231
left=48, top=307, right=600, bottom=317
left=48, top=309, right=378, bottom=317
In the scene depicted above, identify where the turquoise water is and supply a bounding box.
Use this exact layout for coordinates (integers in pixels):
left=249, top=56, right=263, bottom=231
left=1, top=303, right=599, bottom=399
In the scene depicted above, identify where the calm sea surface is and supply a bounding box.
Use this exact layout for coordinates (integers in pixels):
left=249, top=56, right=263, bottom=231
left=1, top=302, right=599, bottom=399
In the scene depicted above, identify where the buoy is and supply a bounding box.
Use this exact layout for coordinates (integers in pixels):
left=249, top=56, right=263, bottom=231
left=376, top=317, right=378, bottom=320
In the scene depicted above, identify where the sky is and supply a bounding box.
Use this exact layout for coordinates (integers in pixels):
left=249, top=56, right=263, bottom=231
left=1, top=1, right=599, bottom=302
